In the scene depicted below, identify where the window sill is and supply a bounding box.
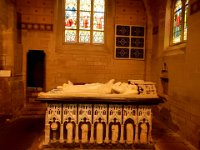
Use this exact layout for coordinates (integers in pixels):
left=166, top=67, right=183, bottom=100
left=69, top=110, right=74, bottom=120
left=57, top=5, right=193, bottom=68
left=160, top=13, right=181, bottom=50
left=163, top=42, right=186, bottom=56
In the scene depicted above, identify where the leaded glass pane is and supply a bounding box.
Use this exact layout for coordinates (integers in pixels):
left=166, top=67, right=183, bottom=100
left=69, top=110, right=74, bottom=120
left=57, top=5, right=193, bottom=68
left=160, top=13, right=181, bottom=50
left=94, top=0, right=105, bottom=13
left=93, top=12, right=104, bottom=30
left=79, top=30, right=90, bottom=43
left=173, top=0, right=182, bottom=43
left=184, top=0, right=189, bottom=40
left=79, top=12, right=91, bottom=29
left=93, top=31, right=104, bottom=43
left=65, top=30, right=77, bottom=42
left=80, top=0, right=91, bottom=11
left=65, top=0, right=77, bottom=29
left=65, top=0, right=77, bottom=7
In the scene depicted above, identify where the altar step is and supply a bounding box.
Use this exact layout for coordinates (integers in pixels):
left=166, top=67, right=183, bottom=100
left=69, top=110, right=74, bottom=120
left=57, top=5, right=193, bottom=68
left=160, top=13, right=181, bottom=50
left=21, top=103, right=46, bottom=117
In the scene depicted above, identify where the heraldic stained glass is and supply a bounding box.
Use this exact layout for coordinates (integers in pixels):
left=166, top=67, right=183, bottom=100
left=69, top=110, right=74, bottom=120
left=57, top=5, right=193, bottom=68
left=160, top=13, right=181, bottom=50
left=65, top=0, right=77, bottom=42
left=173, top=0, right=182, bottom=44
left=64, top=0, right=104, bottom=43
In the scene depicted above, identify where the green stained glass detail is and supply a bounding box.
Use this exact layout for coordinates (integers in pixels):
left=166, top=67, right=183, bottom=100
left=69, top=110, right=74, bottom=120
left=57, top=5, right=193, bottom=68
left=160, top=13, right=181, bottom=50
left=94, top=0, right=105, bottom=12
left=173, top=0, right=182, bottom=43
left=79, top=12, right=91, bottom=29
left=93, top=12, right=104, bottom=30
left=184, top=0, right=189, bottom=40
left=80, top=0, right=91, bottom=11
left=79, top=30, right=90, bottom=43
left=93, top=31, right=104, bottom=43
left=65, top=30, right=77, bottom=42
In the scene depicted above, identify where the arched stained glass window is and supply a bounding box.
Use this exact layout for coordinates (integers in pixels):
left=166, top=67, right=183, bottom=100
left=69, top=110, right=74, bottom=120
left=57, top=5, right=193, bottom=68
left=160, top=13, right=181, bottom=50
left=64, top=0, right=105, bottom=44
left=173, top=0, right=182, bottom=43
left=172, top=0, right=189, bottom=44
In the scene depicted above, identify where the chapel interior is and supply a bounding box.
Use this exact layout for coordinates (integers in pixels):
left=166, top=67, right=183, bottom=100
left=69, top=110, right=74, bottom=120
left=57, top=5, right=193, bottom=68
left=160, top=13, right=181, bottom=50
left=0, top=0, right=200, bottom=150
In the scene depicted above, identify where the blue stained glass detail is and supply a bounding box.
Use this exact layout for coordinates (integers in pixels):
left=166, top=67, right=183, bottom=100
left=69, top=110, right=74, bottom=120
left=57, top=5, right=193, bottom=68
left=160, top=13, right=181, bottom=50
left=116, top=48, right=129, bottom=58
left=116, top=25, right=130, bottom=36
left=116, top=37, right=130, bottom=47
left=131, top=49, right=144, bottom=59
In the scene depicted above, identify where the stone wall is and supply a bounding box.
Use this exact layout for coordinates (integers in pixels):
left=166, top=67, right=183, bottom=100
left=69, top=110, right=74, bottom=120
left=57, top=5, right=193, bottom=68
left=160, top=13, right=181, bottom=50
left=150, top=0, right=200, bottom=149
left=0, top=0, right=24, bottom=115
left=16, top=0, right=151, bottom=91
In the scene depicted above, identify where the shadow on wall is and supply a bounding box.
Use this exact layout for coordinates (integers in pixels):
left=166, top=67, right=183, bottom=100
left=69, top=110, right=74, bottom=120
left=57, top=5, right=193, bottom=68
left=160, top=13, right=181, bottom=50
left=152, top=106, right=179, bottom=132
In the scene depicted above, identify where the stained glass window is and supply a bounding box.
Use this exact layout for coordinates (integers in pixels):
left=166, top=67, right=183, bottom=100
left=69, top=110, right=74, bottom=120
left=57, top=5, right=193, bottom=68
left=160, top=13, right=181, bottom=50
left=172, top=0, right=189, bottom=44
left=64, top=0, right=105, bottom=44
left=184, top=0, right=189, bottom=40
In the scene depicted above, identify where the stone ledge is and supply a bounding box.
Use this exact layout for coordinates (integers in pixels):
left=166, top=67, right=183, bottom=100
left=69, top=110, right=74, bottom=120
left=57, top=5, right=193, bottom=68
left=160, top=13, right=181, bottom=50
left=40, top=143, right=155, bottom=150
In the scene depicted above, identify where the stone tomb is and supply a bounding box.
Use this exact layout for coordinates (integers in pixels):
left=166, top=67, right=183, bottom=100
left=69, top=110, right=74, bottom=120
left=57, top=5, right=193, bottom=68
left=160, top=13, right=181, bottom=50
left=37, top=80, right=163, bottom=149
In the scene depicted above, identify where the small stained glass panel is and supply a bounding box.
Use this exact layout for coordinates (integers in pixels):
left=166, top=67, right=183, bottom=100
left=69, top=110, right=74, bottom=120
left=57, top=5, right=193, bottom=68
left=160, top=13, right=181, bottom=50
left=116, top=48, right=129, bottom=58
left=116, top=37, right=130, bottom=47
left=131, top=38, right=144, bottom=47
left=65, top=11, right=77, bottom=29
left=65, top=0, right=77, bottom=29
left=94, top=0, right=105, bottom=12
left=93, top=12, right=104, bottom=30
left=131, top=49, right=144, bottom=59
left=116, top=25, right=130, bottom=36
left=80, top=0, right=91, bottom=11
left=131, top=26, right=144, bottom=36
left=79, top=12, right=91, bottom=30
left=79, top=30, right=90, bottom=43
left=173, top=0, right=182, bottom=43
left=65, top=0, right=77, bottom=10
left=65, top=30, right=77, bottom=42
left=93, top=31, right=104, bottom=44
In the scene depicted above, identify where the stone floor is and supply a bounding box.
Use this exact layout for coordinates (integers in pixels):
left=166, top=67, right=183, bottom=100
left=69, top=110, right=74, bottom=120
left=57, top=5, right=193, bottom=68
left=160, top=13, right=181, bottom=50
left=0, top=115, right=198, bottom=150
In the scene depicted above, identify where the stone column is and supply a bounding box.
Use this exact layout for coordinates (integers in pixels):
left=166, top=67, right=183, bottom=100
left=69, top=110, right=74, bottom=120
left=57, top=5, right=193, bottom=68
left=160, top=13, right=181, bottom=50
left=44, top=124, right=50, bottom=145
left=104, top=123, right=109, bottom=143
left=120, top=124, right=124, bottom=143
left=90, top=124, right=94, bottom=143
left=148, top=115, right=152, bottom=143
left=134, top=124, right=139, bottom=143
left=75, top=124, right=79, bottom=143
left=60, top=123, right=64, bottom=143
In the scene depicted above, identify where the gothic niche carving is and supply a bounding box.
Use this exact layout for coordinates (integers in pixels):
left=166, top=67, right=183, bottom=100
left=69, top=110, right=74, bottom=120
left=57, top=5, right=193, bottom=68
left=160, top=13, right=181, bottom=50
left=79, top=117, right=91, bottom=143
left=94, top=118, right=106, bottom=144
left=124, top=118, right=135, bottom=144
left=109, top=118, right=121, bottom=144
left=64, top=117, right=75, bottom=143
left=50, top=118, right=60, bottom=142
left=138, top=118, right=149, bottom=144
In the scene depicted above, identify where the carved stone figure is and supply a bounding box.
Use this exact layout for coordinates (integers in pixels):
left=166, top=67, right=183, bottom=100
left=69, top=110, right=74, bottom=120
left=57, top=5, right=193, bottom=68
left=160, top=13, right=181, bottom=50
left=51, top=122, right=58, bottom=141
left=126, top=123, right=134, bottom=144
left=81, top=124, right=88, bottom=143
left=66, top=123, right=73, bottom=143
left=96, top=123, right=103, bottom=144
left=111, top=124, right=119, bottom=144
left=140, top=123, right=147, bottom=143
